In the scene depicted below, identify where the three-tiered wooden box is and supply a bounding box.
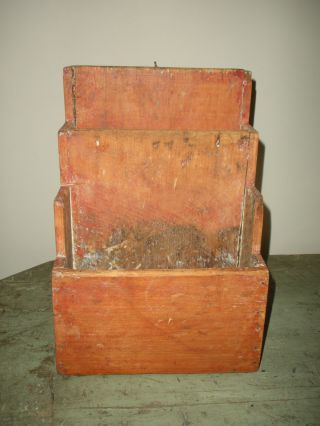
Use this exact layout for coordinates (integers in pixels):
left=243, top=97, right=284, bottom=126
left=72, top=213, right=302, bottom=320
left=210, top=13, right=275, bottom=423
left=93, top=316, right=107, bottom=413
left=52, top=66, right=269, bottom=375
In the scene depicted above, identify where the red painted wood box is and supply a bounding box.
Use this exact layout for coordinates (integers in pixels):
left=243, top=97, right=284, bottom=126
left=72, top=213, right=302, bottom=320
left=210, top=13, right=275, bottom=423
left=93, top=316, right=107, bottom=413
left=52, top=66, right=269, bottom=375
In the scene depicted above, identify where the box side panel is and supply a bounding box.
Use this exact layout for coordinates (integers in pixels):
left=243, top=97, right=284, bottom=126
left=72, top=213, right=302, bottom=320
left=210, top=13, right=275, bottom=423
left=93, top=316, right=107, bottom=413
left=241, top=79, right=252, bottom=126
left=54, top=187, right=73, bottom=267
left=58, top=129, right=253, bottom=268
left=63, top=67, right=75, bottom=126
left=239, top=188, right=264, bottom=266
left=246, top=131, right=259, bottom=187
left=54, top=190, right=67, bottom=258
left=69, top=67, right=251, bottom=130
left=251, top=188, right=264, bottom=255
left=52, top=268, right=268, bottom=374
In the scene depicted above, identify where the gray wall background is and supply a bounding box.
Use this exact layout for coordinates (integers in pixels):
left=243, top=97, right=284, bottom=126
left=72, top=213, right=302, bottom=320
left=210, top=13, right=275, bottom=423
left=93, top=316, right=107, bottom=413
left=1, top=0, right=319, bottom=278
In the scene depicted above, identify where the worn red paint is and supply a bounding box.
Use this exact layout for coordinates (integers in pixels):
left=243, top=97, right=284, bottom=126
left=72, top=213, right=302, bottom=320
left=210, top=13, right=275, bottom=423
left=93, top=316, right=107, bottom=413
left=52, top=66, right=269, bottom=375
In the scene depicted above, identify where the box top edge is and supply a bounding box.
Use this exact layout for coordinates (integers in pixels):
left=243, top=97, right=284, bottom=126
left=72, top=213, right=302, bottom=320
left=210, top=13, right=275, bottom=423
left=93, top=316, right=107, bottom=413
left=52, top=260, right=268, bottom=278
left=58, top=123, right=258, bottom=135
left=63, top=65, right=251, bottom=75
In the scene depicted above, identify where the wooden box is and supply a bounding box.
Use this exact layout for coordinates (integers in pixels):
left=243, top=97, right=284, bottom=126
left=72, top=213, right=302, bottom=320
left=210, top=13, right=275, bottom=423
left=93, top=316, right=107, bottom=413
left=52, top=66, right=269, bottom=374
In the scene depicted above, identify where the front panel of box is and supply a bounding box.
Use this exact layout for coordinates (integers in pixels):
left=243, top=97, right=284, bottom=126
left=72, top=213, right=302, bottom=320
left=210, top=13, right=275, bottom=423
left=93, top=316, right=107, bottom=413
left=52, top=268, right=268, bottom=374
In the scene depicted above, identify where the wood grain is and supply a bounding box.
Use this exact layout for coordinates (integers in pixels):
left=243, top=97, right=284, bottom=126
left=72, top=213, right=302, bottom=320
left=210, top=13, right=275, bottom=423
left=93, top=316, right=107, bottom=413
left=58, top=127, right=258, bottom=267
left=52, top=261, right=268, bottom=374
left=64, top=66, right=252, bottom=130
left=52, top=66, right=269, bottom=375
left=63, top=67, right=74, bottom=126
left=53, top=186, right=72, bottom=267
left=239, top=187, right=264, bottom=267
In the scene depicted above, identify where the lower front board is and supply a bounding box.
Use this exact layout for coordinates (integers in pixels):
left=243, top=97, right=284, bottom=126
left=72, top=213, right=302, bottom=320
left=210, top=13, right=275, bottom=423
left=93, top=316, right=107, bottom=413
left=52, top=263, right=268, bottom=375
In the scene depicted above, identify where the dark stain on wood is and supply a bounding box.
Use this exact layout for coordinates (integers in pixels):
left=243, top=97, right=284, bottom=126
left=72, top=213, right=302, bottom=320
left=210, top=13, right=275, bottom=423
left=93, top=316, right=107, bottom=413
left=77, top=222, right=240, bottom=270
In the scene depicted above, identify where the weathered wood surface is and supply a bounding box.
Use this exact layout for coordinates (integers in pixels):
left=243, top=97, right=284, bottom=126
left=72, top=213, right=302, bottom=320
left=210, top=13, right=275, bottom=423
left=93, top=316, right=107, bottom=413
left=52, top=265, right=268, bottom=375
left=1, top=256, right=319, bottom=425
left=53, top=66, right=267, bottom=375
left=64, top=67, right=252, bottom=130
left=239, top=187, right=264, bottom=267
left=57, top=127, right=259, bottom=268
left=54, top=187, right=72, bottom=267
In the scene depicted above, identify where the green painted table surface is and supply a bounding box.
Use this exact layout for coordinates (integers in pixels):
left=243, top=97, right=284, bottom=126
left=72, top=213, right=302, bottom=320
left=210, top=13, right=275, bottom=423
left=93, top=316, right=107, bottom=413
left=1, top=255, right=319, bottom=426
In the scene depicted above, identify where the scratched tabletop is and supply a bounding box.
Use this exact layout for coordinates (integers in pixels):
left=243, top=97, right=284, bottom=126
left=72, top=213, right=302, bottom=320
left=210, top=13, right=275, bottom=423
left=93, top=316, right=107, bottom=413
left=1, top=255, right=319, bottom=425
